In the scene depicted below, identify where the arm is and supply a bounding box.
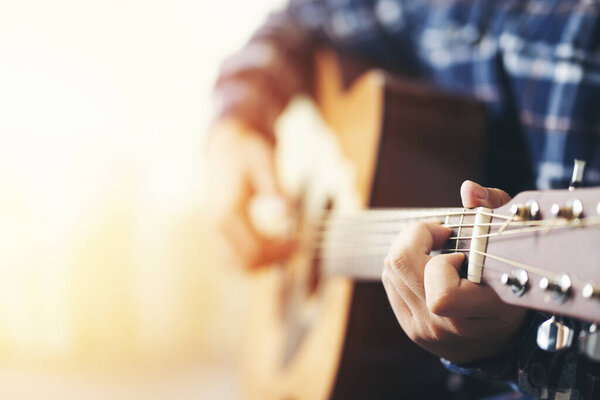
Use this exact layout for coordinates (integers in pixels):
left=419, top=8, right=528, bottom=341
left=207, top=4, right=319, bottom=270
left=213, top=6, right=317, bottom=140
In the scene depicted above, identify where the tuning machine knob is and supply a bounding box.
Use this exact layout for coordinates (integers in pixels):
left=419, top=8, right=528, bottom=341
left=500, top=269, right=529, bottom=297
left=539, top=274, right=572, bottom=303
left=537, top=316, right=575, bottom=352
left=580, top=323, right=600, bottom=361
left=569, top=159, right=586, bottom=191
left=583, top=283, right=600, bottom=300
left=550, top=199, right=583, bottom=220
left=510, top=200, right=540, bottom=220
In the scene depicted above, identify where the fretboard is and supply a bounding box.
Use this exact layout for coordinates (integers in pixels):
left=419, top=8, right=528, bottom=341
left=316, top=207, right=473, bottom=281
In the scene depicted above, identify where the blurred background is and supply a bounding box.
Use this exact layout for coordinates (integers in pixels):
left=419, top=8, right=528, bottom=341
left=0, top=0, right=283, bottom=398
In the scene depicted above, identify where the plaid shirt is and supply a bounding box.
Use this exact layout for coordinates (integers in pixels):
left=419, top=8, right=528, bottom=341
left=214, top=1, right=600, bottom=399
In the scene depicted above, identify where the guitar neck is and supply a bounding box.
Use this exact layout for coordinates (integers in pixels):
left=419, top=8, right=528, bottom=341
left=317, top=207, right=467, bottom=281
left=318, top=187, right=600, bottom=324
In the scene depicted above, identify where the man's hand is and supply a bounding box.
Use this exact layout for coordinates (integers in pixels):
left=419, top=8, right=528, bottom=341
left=382, top=180, right=527, bottom=364
left=205, top=118, right=295, bottom=270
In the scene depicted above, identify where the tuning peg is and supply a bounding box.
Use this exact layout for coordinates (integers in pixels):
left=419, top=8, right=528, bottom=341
left=583, top=283, right=600, bottom=300
left=510, top=200, right=540, bottom=220
left=500, top=269, right=529, bottom=297
left=579, top=324, right=600, bottom=362
left=539, top=274, right=572, bottom=303
left=550, top=199, right=583, bottom=220
left=537, top=316, right=574, bottom=352
left=569, top=159, right=586, bottom=191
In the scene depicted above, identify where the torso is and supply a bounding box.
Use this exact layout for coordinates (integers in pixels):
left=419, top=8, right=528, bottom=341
left=293, top=0, right=600, bottom=191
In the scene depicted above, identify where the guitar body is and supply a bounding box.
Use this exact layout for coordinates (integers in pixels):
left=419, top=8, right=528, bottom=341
left=243, top=49, right=486, bottom=399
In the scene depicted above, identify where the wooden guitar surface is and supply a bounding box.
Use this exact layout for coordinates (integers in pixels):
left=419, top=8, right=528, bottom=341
left=242, top=49, right=485, bottom=399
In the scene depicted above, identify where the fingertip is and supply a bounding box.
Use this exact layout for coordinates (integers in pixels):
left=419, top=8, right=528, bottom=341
left=427, top=222, right=453, bottom=250
left=460, top=180, right=471, bottom=208
left=447, top=252, right=466, bottom=268
left=460, top=180, right=487, bottom=208
left=433, top=252, right=465, bottom=271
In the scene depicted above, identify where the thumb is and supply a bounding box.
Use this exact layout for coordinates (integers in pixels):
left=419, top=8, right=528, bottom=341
left=460, top=180, right=511, bottom=209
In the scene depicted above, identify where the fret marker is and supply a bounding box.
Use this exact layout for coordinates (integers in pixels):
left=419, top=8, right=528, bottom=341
left=467, top=207, right=492, bottom=284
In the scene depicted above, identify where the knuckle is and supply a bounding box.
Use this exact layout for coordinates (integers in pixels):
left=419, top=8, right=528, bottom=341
left=391, top=252, right=411, bottom=274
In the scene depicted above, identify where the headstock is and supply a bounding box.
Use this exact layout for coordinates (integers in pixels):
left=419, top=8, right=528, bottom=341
left=482, top=187, right=600, bottom=323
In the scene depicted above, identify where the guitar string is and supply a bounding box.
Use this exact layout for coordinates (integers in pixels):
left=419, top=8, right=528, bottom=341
left=314, top=214, right=595, bottom=238
left=309, top=216, right=600, bottom=252
left=469, top=249, right=589, bottom=289
left=318, top=209, right=510, bottom=226
left=322, top=252, right=540, bottom=281
left=308, top=220, right=556, bottom=245
left=308, top=209, right=506, bottom=245
left=316, top=246, right=590, bottom=289
left=312, top=221, right=600, bottom=288
left=299, top=209, right=599, bottom=285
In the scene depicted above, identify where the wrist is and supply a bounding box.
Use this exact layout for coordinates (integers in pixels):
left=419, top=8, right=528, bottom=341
left=445, top=310, right=536, bottom=377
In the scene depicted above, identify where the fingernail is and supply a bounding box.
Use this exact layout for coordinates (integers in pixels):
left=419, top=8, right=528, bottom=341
left=471, top=181, right=488, bottom=200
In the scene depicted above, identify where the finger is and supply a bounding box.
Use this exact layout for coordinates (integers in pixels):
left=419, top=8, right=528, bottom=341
left=460, top=180, right=511, bottom=209
left=221, top=210, right=294, bottom=269
left=383, top=251, right=427, bottom=307
left=392, top=222, right=452, bottom=258
left=424, top=253, right=504, bottom=319
left=386, top=222, right=452, bottom=299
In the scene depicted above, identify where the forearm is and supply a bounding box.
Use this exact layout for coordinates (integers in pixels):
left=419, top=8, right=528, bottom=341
left=213, top=5, right=317, bottom=140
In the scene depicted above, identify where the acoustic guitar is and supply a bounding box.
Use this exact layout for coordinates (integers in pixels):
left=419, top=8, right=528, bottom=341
left=241, top=50, right=595, bottom=399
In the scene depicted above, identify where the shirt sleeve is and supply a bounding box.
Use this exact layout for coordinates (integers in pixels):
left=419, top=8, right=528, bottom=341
left=444, top=311, right=600, bottom=400
left=213, top=5, right=317, bottom=140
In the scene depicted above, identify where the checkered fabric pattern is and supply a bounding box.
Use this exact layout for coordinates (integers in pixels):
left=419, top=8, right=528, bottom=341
left=214, top=1, right=600, bottom=399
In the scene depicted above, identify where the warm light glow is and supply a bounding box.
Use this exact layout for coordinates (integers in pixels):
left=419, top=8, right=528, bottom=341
left=0, top=0, right=283, bottom=398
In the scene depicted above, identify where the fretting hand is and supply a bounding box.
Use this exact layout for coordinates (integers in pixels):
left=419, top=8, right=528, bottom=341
left=381, top=180, right=527, bottom=364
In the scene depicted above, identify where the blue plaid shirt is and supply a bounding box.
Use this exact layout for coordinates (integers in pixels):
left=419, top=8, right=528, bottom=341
left=215, top=1, right=600, bottom=399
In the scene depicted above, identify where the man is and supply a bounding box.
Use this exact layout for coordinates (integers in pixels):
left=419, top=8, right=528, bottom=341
left=208, top=1, right=600, bottom=398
